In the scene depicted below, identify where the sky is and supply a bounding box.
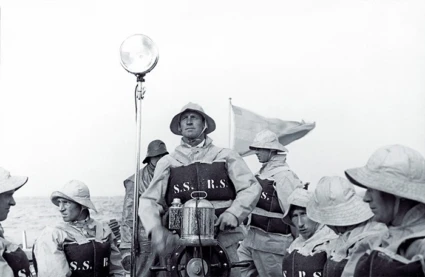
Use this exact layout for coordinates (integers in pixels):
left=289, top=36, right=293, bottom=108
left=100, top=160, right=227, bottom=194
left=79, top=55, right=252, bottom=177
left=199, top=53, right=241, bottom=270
left=1, top=0, right=424, bottom=197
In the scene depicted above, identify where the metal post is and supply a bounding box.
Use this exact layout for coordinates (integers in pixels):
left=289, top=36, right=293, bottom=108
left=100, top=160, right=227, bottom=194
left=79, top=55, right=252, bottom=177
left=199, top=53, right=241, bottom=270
left=131, top=74, right=145, bottom=277
left=228, top=97, right=232, bottom=148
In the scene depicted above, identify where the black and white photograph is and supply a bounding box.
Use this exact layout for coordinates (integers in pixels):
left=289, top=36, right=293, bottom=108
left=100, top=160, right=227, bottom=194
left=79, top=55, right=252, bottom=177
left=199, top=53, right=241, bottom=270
left=1, top=1, right=424, bottom=276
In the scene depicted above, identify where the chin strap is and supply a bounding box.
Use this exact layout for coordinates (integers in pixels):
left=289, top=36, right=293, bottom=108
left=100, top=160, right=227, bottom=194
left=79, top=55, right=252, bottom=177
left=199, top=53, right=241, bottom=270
left=391, top=197, right=401, bottom=225
left=182, top=121, right=208, bottom=146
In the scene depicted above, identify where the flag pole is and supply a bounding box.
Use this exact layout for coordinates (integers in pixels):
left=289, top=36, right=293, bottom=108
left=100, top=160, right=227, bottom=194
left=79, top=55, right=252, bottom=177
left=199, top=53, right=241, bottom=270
left=228, top=97, right=232, bottom=148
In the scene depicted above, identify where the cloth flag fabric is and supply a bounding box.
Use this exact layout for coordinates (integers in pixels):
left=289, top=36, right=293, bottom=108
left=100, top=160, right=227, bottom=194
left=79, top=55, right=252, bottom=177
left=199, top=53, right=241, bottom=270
left=232, top=105, right=316, bottom=157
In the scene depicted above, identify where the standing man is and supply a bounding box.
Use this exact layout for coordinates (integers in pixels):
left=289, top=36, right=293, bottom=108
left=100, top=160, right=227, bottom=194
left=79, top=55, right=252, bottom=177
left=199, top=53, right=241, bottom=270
left=237, top=129, right=304, bottom=277
left=139, top=102, right=262, bottom=277
left=0, top=167, right=31, bottom=277
left=120, top=140, right=168, bottom=276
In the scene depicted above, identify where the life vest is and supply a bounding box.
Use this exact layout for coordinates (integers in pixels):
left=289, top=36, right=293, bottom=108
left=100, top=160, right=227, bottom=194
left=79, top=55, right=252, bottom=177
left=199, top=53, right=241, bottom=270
left=353, top=249, right=424, bottom=277
left=322, top=258, right=348, bottom=277
left=353, top=233, right=425, bottom=277
left=166, top=162, right=236, bottom=216
left=282, top=250, right=327, bottom=277
left=63, top=239, right=111, bottom=277
left=2, top=246, right=31, bottom=277
left=250, top=176, right=291, bottom=234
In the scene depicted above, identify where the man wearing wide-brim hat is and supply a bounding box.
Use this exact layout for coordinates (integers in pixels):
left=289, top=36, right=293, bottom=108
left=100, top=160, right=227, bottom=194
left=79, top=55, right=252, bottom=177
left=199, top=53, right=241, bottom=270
left=237, top=129, right=304, bottom=277
left=281, top=187, right=338, bottom=277
left=120, top=139, right=168, bottom=276
left=139, top=102, right=262, bottom=277
left=33, top=180, right=125, bottom=277
left=306, top=176, right=387, bottom=277
left=0, top=167, right=31, bottom=277
left=345, top=144, right=425, bottom=276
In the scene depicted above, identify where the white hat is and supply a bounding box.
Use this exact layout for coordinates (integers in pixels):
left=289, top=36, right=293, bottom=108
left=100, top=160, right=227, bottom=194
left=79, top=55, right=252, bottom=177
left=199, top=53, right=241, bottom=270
left=51, top=180, right=97, bottom=212
left=345, top=144, right=425, bottom=204
left=282, top=188, right=312, bottom=226
left=170, top=102, right=216, bottom=135
left=307, top=176, right=373, bottom=226
left=0, top=167, right=28, bottom=194
left=249, top=129, right=288, bottom=153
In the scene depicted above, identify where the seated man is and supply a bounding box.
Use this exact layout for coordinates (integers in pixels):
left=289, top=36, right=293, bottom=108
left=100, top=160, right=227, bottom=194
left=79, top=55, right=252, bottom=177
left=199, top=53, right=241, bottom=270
left=345, top=144, right=425, bottom=276
left=281, top=187, right=338, bottom=277
left=306, top=176, right=387, bottom=277
left=139, top=102, right=262, bottom=277
left=33, top=180, right=125, bottom=277
left=0, top=167, right=30, bottom=277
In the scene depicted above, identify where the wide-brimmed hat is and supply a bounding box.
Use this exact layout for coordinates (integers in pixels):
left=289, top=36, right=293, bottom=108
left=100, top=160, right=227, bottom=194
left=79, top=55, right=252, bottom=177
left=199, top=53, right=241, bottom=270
left=249, top=129, right=288, bottom=153
left=170, top=102, right=216, bottom=135
left=51, top=180, right=97, bottom=212
left=0, top=167, right=28, bottom=194
left=142, top=140, right=168, bottom=164
left=345, top=144, right=425, bottom=204
left=307, top=176, right=373, bottom=226
left=282, top=188, right=312, bottom=226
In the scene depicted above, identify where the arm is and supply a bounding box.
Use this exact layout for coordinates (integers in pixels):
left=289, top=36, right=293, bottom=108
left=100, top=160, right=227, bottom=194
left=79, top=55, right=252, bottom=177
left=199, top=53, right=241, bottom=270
left=274, top=171, right=304, bottom=213
left=0, top=239, right=14, bottom=277
left=121, top=166, right=151, bottom=250
left=33, top=227, right=70, bottom=277
left=120, top=179, right=135, bottom=250
left=222, top=150, right=262, bottom=225
left=138, top=157, right=170, bottom=236
left=106, top=225, right=125, bottom=277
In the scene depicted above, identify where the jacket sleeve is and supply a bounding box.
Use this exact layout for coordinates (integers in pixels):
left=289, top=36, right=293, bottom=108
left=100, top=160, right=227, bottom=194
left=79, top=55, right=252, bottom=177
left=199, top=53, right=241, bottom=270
left=221, top=149, right=262, bottom=225
left=274, top=170, right=304, bottom=213
left=139, top=157, right=170, bottom=236
left=120, top=179, right=135, bottom=249
left=33, top=226, right=70, bottom=277
left=0, top=239, right=14, bottom=277
left=121, top=167, right=151, bottom=250
left=105, top=225, right=125, bottom=277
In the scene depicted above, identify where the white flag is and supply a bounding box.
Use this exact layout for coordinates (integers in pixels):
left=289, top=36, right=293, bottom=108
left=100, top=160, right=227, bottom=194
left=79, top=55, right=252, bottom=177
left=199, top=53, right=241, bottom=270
left=232, top=105, right=316, bottom=157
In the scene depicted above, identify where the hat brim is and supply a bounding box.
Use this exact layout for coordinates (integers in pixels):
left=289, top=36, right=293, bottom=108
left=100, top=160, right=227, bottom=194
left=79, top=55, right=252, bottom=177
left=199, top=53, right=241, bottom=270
left=142, top=151, right=169, bottom=164
left=249, top=144, right=288, bottom=153
left=306, top=195, right=373, bottom=226
left=170, top=109, right=216, bottom=135
left=282, top=204, right=305, bottom=227
left=51, top=191, right=97, bottom=212
left=0, top=176, right=28, bottom=194
left=345, top=167, right=425, bottom=204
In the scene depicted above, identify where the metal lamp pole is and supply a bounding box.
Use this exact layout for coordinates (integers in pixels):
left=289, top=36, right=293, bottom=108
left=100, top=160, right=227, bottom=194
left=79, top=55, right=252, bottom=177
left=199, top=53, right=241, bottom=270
left=120, top=34, right=159, bottom=277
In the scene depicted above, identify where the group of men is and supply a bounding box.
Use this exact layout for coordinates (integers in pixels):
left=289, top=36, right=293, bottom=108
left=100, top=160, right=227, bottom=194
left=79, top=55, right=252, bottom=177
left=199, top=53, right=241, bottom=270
left=120, top=102, right=304, bottom=277
left=1, top=101, right=424, bottom=277
left=119, top=102, right=425, bottom=277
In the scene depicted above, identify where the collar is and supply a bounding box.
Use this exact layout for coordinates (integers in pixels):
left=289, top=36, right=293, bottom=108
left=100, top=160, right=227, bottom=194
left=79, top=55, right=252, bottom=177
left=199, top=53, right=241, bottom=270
left=259, top=154, right=288, bottom=174
left=68, top=216, right=94, bottom=229
left=180, top=136, right=212, bottom=149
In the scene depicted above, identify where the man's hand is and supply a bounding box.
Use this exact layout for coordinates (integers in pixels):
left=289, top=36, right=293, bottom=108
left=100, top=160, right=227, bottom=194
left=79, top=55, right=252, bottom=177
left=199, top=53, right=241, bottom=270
left=151, top=225, right=178, bottom=255
left=214, top=212, right=238, bottom=231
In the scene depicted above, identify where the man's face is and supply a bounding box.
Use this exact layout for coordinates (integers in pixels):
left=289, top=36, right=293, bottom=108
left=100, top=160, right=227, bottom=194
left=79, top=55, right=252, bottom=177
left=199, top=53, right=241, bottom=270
left=149, top=154, right=166, bottom=167
left=254, top=148, right=272, bottom=163
left=290, top=207, right=319, bottom=240
left=0, top=190, right=16, bottom=221
left=57, top=198, right=83, bottom=222
left=363, top=188, right=396, bottom=224
left=179, top=111, right=205, bottom=139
